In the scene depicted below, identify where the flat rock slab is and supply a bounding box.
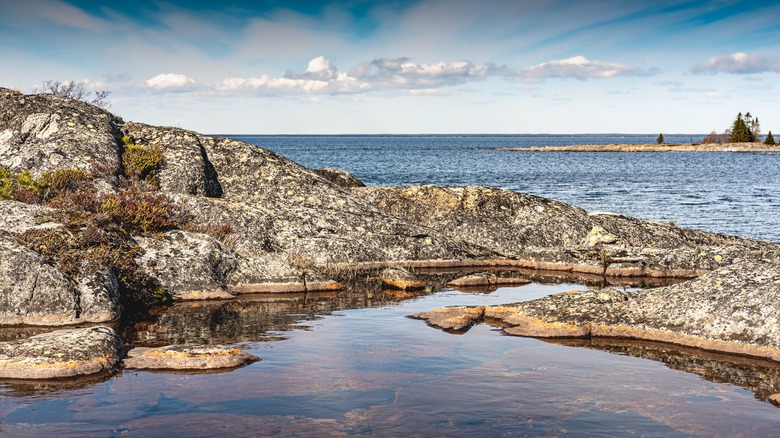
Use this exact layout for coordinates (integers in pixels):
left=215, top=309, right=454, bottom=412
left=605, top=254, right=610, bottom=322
left=447, top=272, right=531, bottom=288
left=0, top=326, right=121, bottom=379
left=381, top=267, right=424, bottom=291
left=409, top=306, right=485, bottom=332
left=124, top=345, right=259, bottom=371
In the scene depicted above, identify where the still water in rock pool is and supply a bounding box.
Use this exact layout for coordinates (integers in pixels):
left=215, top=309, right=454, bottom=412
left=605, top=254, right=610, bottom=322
left=2, top=135, right=779, bottom=436
left=3, top=279, right=780, bottom=436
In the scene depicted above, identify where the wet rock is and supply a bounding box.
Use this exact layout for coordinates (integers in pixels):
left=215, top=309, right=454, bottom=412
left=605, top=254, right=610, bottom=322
left=447, top=272, right=530, bottom=288
left=312, top=167, right=366, bottom=188
left=0, top=326, right=121, bottom=379
left=380, top=267, right=424, bottom=291
left=124, top=344, right=258, bottom=370
left=409, top=306, right=485, bottom=332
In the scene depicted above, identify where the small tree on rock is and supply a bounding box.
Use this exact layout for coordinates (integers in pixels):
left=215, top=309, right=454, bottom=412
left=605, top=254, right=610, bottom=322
left=728, top=113, right=755, bottom=143
left=765, top=131, right=776, bottom=145
left=656, top=133, right=664, bottom=144
left=34, top=80, right=111, bottom=109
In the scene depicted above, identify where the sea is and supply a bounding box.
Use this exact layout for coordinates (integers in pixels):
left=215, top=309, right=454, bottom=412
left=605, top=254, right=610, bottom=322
left=1, top=134, right=779, bottom=437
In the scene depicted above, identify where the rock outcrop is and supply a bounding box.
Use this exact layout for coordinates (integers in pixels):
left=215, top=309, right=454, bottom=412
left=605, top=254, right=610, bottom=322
left=413, top=260, right=780, bottom=361
left=4, top=86, right=780, bottom=379
left=124, top=344, right=258, bottom=371
left=0, top=326, right=121, bottom=379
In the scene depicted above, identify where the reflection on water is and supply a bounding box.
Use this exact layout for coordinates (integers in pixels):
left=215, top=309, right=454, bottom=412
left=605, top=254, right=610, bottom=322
left=2, top=279, right=780, bottom=436
left=548, top=338, right=780, bottom=403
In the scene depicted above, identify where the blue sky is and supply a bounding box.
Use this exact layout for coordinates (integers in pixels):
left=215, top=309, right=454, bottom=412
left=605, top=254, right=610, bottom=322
left=1, top=0, right=779, bottom=134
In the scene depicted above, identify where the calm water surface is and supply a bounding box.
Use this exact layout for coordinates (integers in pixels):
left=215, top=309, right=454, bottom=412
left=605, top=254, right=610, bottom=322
left=1, top=135, right=780, bottom=436
left=236, top=134, right=780, bottom=242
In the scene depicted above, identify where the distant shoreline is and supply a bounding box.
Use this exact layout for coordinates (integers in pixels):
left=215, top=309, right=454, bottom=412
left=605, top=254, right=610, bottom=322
left=500, top=143, right=779, bottom=152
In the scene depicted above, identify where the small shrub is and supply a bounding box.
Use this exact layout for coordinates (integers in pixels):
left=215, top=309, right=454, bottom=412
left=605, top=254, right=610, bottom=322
left=0, top=167, right=45, bottom=202
left=100, top=189, right=189, bottom=235
left=119, top=135, right=164, bottom=188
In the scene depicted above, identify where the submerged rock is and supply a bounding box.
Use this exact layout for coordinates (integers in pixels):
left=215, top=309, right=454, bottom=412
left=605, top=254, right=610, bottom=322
left=409, top=306, right=485, bottom=332
left=0, top=326, right=121, bottom=379
left=124, top=344, right=258, bottom=371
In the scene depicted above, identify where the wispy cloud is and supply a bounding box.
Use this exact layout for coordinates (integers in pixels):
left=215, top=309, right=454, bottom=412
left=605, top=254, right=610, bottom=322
left=691, top=52, right=780, bottom=75
left=501, top=56, right=654, bottom=81
left=216, top=54, right=648, bottom=96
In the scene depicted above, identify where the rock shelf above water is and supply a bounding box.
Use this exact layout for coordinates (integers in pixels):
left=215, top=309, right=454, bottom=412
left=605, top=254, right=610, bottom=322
left=3, top=87, right=780, bottom=379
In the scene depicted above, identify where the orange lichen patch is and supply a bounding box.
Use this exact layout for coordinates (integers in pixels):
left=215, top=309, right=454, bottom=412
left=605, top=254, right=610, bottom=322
left=145, top=349, right=242, bottom=359
left=230, top=280, right=343, bottom=294
left=483, top=306, right=519, bottom=319
left=589, top=325, right=780, bottom=362
left=447, top=273, right=531, bottom=288
left=551, top=290, right=582, bottom=296
left=381, top=278, right=424, bottom=291
left=322, top=259, right=704, bottom=279
left=175, top=290, right=236, bottom=301
left=408, top=306, right=485, bottom=332
left=501, top=314, right=590, bottom=338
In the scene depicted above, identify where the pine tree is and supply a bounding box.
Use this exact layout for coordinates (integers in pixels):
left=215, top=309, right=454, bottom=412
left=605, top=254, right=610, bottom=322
left=656, top=133, right=664, bottom=144
left=765, top=131, right=775, bottom=145
left=728, top=113, right=754, bottom=142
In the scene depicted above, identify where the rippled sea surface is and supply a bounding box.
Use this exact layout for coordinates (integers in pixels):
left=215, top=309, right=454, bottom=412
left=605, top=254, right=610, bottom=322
left=237, top=134, right=780, bottom=242
left=2, top=135, right=780, bottom=437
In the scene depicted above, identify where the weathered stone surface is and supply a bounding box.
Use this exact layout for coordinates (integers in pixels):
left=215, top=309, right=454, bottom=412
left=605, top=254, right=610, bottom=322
left=380, top=267, right=424, bottom=291
left=0, top=233, right=79, bottom=325
left=416, top=260, right=780, bottom=360
left=77, top=266, right=121, bottom=323
left=0, top=326, right=121, bottom=379
left=0, top=233, right=119, bottom=325
left=312, top=167, right=366, bottom=188
left=447, top=272, right=531, bottom=288
left=409, top=306, right=485, bottom=332
left=0, top=88, right=121, bottom=176
left=0, top=200, right=60, bottom=234
left=124, top=344, right=258, bottom=371
left=135, top=230, right=240, bottom=300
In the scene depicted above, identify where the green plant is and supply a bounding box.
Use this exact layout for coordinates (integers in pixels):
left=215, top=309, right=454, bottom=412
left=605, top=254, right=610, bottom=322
left=765, top=131, right=775, bottom=146
left=656, top=133, right=664, bottom=144
left=99, top=188, right=190, bottom=235
left=119, top=135, right=164, bottom=188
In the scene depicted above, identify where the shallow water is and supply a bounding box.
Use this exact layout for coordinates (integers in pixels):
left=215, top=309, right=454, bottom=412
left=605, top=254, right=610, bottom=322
left=2, top=135, right=780, bottom=436
left=3, top=280, right=780, bottom=436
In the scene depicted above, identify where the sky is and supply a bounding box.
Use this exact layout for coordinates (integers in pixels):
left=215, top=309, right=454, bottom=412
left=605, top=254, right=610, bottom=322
left=1, top=0, right=779, bottom=134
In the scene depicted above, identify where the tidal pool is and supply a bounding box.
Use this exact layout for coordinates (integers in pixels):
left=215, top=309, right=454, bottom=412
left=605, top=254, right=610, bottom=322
left=2, top=280, right=780, bottom=436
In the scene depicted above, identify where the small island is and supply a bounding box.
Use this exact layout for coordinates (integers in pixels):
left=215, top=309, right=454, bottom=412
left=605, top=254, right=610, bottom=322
left=500, top=142, right=779, bottom=152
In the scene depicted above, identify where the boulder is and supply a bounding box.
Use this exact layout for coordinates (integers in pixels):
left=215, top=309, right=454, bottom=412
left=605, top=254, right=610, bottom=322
left=380, top=267, right=424, bottom=291
left=409, top=306, right=485, bottom=332
left=312, top=167, right=366, bottom=188
left=124, top=344, right=258, bottom=371
left=0, top=88, right=121, bottom=177
left=134, top=230, right=240, bottom=300
left=0, top=233, right=120, bottom=325
left=0, top=326, right=121, bottom=379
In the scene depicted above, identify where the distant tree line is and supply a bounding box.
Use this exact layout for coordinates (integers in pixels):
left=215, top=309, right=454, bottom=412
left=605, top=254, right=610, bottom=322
left=702, top=112, right=775, bottom=145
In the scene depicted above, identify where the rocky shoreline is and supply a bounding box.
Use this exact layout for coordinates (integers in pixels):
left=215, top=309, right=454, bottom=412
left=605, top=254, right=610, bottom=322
left=2, top=87, right=780, bottom=380
left=500, top=142, right=779, bottom=152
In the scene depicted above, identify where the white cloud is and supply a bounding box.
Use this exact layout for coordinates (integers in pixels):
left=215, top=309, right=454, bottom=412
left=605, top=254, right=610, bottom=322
left=502, top=56, right=650, bottom=81
left=144, top=73, right=197, bottom=91
left=350, top=58, right=489, bottom=89
left=691, top=52, right=780, bottom=75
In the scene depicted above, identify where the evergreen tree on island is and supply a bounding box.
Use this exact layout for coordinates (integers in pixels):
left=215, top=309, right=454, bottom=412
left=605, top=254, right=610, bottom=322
left=656, top=133, right=664, bottom=144
left=765, top=131, right=775, bottom=145
left=728, top=112, right=755, bottom=143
